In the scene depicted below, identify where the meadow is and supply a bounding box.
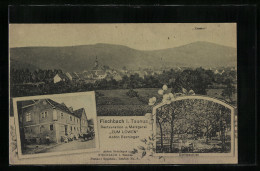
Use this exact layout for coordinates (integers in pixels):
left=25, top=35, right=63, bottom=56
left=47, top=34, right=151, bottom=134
left=95, top=88, right=237, bottom=116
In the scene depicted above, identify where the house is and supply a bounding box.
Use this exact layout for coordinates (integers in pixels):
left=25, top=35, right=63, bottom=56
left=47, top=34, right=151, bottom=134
left=214, top=69, right=225, bottom=75
left=91, top=70, right=107, bottom=80
left=53, top=73, right=68, bottom=83
left=74, top=108, right=89, bottom=133
left=66, top=72, right=79, bottom=81
left=112, top=73, right=123, bottom=81
left=19, top=99, right=90, bottom=144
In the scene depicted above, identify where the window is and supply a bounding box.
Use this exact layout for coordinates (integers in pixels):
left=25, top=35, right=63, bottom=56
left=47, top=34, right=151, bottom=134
left=50, top=124, right=53, bottom=131
left=74, top=127, right=75, bottom=131
left=77, top=119, right=79, bottom=123
left=44, top=111, right=48, bottom=117
left=61, top=113, right=64, bottom=118
left=74, top=117, right=75, bottom=122
left=70, top=116, right=72, bottom=121
left=26, top=113, right=32, bottom=122
left=41, top=111, right=48, bottom=118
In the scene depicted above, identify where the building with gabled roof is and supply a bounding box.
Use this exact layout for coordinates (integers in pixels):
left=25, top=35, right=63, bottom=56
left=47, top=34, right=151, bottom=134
left=66, top=72, right=80, bottom=81
left=53, top=73, right=68, bottom=83
left=18, top=99, right=91, bottom=144
left=74, top=108, right=89, bottom=133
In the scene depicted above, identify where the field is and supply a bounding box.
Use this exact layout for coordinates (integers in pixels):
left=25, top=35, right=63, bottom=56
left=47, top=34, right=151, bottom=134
left=95, top=88, right=160, bottom=116
left=95, top=88, right=237, bottom=116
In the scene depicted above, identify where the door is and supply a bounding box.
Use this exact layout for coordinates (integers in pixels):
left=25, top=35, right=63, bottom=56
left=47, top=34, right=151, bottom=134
left=65, top=125, right=68, bottom=135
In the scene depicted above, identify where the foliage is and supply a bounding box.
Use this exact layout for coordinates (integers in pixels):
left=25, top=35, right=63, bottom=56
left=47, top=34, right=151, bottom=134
left=221, top=78, right=236, bottom=102
left=170, top=68, right=214, bottom=95
left=156, top=99, right=232, bottom=153
left=126, top=89, right=139, bottom=98
left=10, top=67, right=236, bottom=99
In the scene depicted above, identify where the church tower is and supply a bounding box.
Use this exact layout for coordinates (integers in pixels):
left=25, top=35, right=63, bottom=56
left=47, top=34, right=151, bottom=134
left=95, top=56, right=99, bottom=68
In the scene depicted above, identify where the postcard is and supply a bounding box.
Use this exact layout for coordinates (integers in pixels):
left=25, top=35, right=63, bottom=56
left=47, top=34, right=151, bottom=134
left=9, top=23, right=237, bottom=164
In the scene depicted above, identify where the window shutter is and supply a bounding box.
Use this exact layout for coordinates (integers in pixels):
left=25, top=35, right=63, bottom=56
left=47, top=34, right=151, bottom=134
left=53, top=109, right=57, bottom=121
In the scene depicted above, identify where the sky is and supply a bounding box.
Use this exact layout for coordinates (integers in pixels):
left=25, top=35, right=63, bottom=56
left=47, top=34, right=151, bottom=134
left=9, top=23, right=236, bottom=50
left=51, top=93, right=96, bottom=120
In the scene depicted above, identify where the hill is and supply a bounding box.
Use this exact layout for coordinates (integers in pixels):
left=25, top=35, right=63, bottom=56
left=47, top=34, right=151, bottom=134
left=10, top=41, right=236, bottom=72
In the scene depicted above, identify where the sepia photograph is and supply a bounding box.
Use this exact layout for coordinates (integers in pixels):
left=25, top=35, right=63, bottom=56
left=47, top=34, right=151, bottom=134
left=9, top=23, right=237, bottom=161
left=9, top=23, right=237, bottom=117
left=12, top=92, right=99, bottom=159
left=151, top=94, right=236, bottom=156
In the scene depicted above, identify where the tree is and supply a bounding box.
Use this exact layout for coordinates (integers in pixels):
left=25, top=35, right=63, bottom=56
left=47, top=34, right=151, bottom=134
left=171, top=69, right=212, bottom=95
left=156, top=105, right=172, bottom=152
left=222, top=78, right=236, bottom=102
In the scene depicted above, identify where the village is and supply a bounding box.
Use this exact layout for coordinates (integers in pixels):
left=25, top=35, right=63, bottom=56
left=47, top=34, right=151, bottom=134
left=10, top=56, right=238, bottom=118
left=52, top=57, right=236, bottom=85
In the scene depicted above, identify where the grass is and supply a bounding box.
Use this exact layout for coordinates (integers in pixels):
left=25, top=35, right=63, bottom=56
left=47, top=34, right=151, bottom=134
left=95, top=88, right=237, bottom=116
left=96, top=88, right=157, bottom=116
left=96, top=105, right=152, bottom=116
left=96, top=88, right=162, bottom=105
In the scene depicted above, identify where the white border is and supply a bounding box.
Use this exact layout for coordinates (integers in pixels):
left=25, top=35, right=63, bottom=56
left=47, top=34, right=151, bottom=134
left=153, top=95, right=237, bottom=159
left=12, top=91, right=100, bottom=159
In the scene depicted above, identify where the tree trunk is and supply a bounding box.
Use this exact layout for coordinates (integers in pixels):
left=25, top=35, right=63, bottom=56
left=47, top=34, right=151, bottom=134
left=220, top=120, right=225, bottom=151
left=158, top=119, right=164, bottom=152
left=206, top=129, right=209, bottom=144
left=169, top=110, right=175, bottom=152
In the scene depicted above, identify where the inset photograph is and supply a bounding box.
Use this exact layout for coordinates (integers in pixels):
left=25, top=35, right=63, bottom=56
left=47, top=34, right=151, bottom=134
left=153, top=95, right=236, bottom=156
left=12, top=92, right=99, bottom=158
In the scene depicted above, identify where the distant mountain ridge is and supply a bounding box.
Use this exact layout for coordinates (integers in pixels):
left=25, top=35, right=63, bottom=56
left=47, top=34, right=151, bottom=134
left=10, top=41, right=237, bottom=72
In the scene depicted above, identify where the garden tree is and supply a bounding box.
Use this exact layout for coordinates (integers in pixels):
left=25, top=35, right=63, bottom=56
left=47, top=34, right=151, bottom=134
left=200, top=107, right=215, bottom=143
left=217, top=105, right=231, bottom=151
left=156, top=105, right=172, bottom=152
left=222, top=78, right=236, bottom=103
left=155, top=92, right=232, bottom=153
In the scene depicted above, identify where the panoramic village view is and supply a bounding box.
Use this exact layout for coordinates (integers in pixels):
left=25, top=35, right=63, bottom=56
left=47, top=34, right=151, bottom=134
left=10, top=53, right=237, bottom=116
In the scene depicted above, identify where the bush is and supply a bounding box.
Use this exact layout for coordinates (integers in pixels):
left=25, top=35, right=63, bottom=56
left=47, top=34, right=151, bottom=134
left=126, top=89, right=139, bottom=98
